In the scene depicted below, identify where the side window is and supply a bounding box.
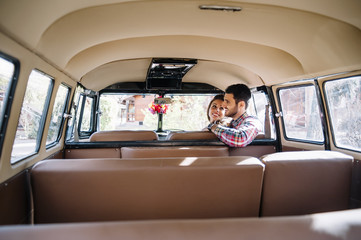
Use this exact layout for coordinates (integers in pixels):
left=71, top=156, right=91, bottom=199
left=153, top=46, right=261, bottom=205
left=324, top=76, right=361, bottom=152
left=66, top=85, right=83, bottom=141
left=0, top=54, right=18, bottom=154
left=248, top=89, right=276, bottom=139
left=11, top=69, right=53, bottom=163
left=0, top=56, right=15, bottom=125
left=46, top=84, right=70, bottom=146
left=64, top=87, right=95, bottom=140
left=278, top=85, right=324, bottom=143
left=79, top=95, right=94, bottom=133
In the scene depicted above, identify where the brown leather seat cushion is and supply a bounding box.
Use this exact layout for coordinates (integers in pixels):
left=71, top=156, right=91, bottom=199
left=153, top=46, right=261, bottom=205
left=31, top=156, right=264, bottom=223
left=260, top=150, right=353, bottom=216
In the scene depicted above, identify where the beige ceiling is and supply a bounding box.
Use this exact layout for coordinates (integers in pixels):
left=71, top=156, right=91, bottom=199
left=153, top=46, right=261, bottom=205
left=0, top=0, right=360, bottom=91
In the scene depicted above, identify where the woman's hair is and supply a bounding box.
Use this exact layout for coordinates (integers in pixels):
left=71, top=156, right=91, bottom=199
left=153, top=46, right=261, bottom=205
left=207, top=94, right=224, bottom=121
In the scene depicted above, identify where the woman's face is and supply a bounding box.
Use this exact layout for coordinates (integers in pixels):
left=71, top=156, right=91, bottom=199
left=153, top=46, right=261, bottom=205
left=208, top=99, right=225, bottom=122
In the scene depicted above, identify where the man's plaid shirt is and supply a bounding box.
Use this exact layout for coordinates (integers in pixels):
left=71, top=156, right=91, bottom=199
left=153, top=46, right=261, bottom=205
left=212, top=112, right=262, bottom=147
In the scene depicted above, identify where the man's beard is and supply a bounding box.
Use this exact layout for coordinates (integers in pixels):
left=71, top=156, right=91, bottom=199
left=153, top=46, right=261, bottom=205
left=225, top=105, right=238, bottom=118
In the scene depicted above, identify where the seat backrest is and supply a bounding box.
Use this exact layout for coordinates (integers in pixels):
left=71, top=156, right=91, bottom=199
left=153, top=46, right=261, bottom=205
left=64, top=148, right=121, bottom=158
left=167, top=131, right=218, bottom=140
left=89, top=130, right=157, bottom=142
left=260, top=150, right=353, bottom=216
left=229, top=145, right=276, bottom=158
left=121, top=146, right=229, bottom=158
left=31, top=156, right=264, bottom=223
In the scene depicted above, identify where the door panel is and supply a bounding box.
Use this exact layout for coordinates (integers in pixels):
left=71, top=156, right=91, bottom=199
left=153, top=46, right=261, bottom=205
left=0, top=170, right=30, bottom=225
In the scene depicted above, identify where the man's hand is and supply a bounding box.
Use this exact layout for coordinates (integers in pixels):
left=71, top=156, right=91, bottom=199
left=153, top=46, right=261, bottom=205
left=207, top=122, right=218, bottom=132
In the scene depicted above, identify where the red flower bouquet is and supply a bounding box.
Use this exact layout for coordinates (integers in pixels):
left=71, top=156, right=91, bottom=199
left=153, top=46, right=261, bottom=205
left=149, top=102, right=168, bottom=114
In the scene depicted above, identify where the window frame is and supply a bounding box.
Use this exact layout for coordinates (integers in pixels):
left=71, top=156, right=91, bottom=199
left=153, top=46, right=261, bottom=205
left=322, top=75, right=361, bottom=153
left=276, top=83, right=325, bottom=145
left=248, top=86, right=277, bottom=140
left=0, top=52, right=20, bottom=157
left=46, top=83, right=71, bottom=149
left=65, top=85, right=83, bottom=141
left=78, top=93, right=96, bottom=138
left=11, top=69, right=54, bottom=164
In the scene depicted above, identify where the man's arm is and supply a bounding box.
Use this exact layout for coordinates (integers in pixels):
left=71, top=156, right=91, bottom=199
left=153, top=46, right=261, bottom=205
left=209, top=118, right=260, bottom=147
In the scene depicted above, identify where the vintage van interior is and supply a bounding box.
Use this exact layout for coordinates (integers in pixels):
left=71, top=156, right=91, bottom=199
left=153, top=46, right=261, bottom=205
left=0, top=0, right=361, bottom=239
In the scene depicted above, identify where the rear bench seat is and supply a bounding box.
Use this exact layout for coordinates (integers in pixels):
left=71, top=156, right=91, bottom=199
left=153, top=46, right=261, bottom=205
left=30, top=156, right=264, bottom=223
left=30, top=150, right=354, bottom=224
left=260, top=150, right=353, bottom=216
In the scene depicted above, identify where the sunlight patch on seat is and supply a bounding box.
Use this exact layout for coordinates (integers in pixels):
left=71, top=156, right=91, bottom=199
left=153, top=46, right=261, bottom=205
left=311, top=209, right=361, bottom=239
left=179, top=157, right=198, bottom=166
left=236, top=157, right=258, bottom=165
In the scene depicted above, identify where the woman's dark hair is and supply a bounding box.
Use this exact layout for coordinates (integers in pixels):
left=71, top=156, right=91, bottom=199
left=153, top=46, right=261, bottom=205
left=225, top=84, right=251, bottom=108
left=207, top=94, right=224, bottom=121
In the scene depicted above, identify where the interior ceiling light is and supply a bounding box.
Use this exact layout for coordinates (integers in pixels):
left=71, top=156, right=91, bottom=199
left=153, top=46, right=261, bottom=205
left=199, top=5, right=241, bottom=12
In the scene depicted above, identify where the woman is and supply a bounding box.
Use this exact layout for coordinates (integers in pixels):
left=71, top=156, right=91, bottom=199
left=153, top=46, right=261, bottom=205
left=207, top=94, right=226, bottom=123
left=203, top=94, right=229, bottom=131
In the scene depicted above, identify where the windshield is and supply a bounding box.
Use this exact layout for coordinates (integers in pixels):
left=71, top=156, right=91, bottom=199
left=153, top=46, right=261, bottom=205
left=97, top=92, right=274, bottom=135
left=99, top=93, right=158, bottom=131
left=162, top=94, right=214, bottom=131
left=98, top=93, right=214, bottom=131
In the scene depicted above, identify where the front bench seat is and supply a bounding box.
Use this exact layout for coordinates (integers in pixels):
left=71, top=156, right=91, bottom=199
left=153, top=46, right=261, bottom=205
left=89, top=130, right=158, bottom=142
left=166, top=131, right=218, bottom=140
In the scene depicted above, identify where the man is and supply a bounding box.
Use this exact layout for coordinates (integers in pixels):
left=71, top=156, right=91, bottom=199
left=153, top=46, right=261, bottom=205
left=208, top=84, right=262, bottom=147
